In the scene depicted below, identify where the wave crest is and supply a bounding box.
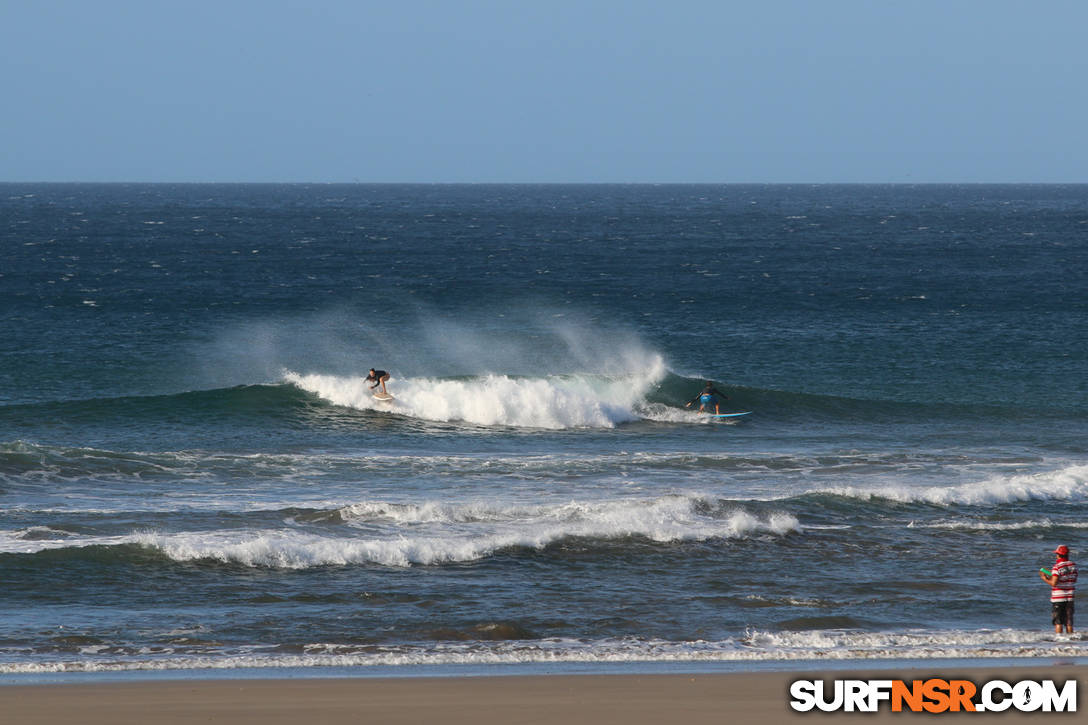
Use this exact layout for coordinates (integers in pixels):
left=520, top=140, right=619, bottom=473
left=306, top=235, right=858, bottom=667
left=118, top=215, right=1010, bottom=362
left=3, top=495, right=801, bottom=567
left=144, top=495, right=799, bottom=568
left=813, top=464, right=1088, bottom=506
left=284, top=363, right=667, bottom=429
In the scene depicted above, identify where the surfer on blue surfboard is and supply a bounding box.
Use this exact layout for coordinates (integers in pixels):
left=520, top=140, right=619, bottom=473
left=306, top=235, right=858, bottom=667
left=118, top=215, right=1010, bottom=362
left=685, top=381, right=729, bottom=414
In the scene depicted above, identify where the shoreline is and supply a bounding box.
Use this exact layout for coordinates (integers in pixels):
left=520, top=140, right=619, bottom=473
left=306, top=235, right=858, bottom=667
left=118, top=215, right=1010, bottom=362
left=3, top=664, right=1086, bottom=724
left=4, top=654, right=1088, bottom=685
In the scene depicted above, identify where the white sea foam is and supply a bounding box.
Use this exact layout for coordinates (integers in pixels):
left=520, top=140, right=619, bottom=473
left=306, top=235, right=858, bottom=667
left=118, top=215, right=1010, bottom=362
left=3, top=628, right=1086, bottom=674
left=816, top=463, right=1088, bottom=506
left=137, top=495, right=799, bottom=568
left=339, top=495, right=800, bottom=538
left=284, top=361, right=666, bottom=429
left=0, top=529, right=131, bottom=554
left=0, top=495, right=801, bottom=565
left=918, top=518, right=1088, bottom=532
left=739, top=627, right=1088, bottom=657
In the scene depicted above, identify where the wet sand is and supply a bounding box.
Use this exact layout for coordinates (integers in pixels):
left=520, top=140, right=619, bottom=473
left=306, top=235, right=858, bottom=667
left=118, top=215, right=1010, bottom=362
left=2, top=665, right=1084, bottom=724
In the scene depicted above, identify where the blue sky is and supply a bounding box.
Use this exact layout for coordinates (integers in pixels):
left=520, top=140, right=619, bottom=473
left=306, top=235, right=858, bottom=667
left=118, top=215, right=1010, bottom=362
left=2, top=1, right=1085, bottom=182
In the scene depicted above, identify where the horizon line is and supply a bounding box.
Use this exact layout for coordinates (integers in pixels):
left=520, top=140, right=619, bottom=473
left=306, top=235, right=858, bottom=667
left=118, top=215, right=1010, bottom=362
left=3, top=180, right=1087, bottom=186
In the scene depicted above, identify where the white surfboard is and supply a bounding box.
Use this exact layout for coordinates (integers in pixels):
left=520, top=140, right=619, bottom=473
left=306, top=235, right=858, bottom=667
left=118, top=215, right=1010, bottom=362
left=373, top=391, right=394, bottom=402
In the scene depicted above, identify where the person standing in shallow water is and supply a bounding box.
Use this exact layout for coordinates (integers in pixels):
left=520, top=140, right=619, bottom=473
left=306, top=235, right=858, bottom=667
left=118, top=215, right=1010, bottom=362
left=1040, top=544, right=1077, bottom=634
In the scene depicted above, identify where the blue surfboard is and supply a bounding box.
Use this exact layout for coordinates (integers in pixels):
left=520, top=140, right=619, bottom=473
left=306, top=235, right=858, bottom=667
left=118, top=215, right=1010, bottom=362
left=709, top=411, right=751, bottom=418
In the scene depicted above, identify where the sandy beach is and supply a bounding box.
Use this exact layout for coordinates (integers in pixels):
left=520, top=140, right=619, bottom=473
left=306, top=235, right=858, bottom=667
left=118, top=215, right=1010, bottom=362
left=2, top=665, right=1085, bottom=724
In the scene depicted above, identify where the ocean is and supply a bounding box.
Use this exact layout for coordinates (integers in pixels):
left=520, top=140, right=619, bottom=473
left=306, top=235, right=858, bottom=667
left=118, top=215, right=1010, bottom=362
left=2, top=183, right=1086, bottom=679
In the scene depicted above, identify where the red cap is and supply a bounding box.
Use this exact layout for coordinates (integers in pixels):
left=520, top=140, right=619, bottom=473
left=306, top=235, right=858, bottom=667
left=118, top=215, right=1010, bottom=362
left=1054, top=545, right=1069, bottom=556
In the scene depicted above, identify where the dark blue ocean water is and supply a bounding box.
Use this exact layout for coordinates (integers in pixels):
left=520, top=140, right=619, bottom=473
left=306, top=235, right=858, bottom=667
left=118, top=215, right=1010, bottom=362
left=2, top=184, right=1087, bottom=676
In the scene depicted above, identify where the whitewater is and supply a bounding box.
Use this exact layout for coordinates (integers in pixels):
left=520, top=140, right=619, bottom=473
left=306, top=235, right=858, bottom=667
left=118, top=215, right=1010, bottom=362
left=283, top=370, right=658, bottom=429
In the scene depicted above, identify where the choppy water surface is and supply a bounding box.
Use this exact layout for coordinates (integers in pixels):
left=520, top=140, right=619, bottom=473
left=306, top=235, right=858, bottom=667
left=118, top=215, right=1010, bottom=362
left=2, top=183, right=1087, bottom=675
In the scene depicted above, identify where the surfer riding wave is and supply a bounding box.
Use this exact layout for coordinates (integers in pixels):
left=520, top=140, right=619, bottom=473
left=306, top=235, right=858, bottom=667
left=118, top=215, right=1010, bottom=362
left=285, top=368, right=663, bottom=429
left=366, top=368, right=390, bottom=395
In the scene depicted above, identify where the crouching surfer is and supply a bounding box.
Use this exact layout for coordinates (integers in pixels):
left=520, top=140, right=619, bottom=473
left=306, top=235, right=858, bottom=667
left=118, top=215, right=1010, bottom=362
left=366, top=368, right=391, bottom=395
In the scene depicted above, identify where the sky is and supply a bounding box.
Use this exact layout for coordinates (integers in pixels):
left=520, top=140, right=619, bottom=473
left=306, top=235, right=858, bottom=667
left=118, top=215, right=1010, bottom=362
left=2, top=0, right=1086, bottom=183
